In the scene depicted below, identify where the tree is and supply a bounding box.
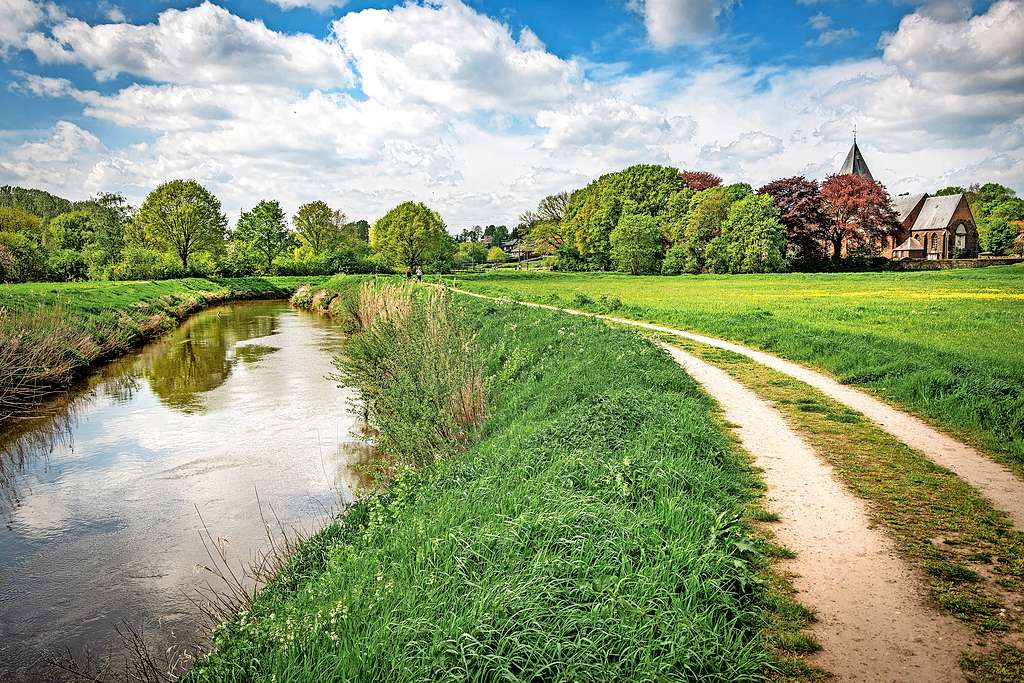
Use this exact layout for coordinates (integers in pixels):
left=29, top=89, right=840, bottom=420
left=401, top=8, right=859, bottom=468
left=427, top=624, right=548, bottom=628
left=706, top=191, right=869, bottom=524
left=935, top=186, right=966, bottom=197
left=679, top=184, right=751, bottom=272
left=563, top=164, right=683, bottom=269
left=370, top=201, right=448, bottom=270
left=0, top=206, right=44, bottom=235
left=486, top=246, right=507, bottom=266
left=293, top=201, right=344, bottom=255
left=234, top=200, right=292, bottom=272
left=456, top=241, right=487, bottom=265
left=0, top=186, right=73, bottom=221
left=610, top=214, right=662, bottom=274
left=483, top=224, right=510, bottom=245
left=681, top=170, right=723, bottom=192
left=819, top=174, right=899, bottom=260
left=709, top=194, right=787, bottom=273
left=134, top=179, right=227, bottom=270
left=49, top=211, right=94, bottom=250
left=757, top=176, right=826, bottom=262
left=344, top=219, right=371, bottom=242
left=536, top=191, right=571, bottom=224
left=1015, top=223, right=1024, bottom=256
left=984, top=197, right=1024, bottom=253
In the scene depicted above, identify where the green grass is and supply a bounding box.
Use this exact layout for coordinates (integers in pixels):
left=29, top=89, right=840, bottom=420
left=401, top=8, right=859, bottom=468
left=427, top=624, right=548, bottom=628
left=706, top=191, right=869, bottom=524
left=442, top=268, right=1024, bottom=473
left=663, top=337, right=1024, bottom=681
left=186, top=276, right=819, bottom=681
left=0, top=276, right=320, bottom=424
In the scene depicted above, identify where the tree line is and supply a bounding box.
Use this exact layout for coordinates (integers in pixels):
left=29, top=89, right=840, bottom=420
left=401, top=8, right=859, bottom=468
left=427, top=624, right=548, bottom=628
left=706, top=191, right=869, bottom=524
left=515, top=166, right=1024, bottom=274
left=0, top=181, right=455, bottom=283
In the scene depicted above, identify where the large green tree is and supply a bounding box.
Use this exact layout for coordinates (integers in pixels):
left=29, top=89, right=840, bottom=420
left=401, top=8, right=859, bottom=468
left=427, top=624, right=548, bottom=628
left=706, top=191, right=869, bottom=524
left=562, top=164, right=683, bottom=269
left=134, top=179, right=227, bottom=270
left=293, top=201, right=344, bottom=255
left=678, top=184, right=751, bottom=273
left=707, top=194, right=787, bottom=274
left=370, top=201, right=449, bottom=270
left=234, top=200, right=292, bottom=272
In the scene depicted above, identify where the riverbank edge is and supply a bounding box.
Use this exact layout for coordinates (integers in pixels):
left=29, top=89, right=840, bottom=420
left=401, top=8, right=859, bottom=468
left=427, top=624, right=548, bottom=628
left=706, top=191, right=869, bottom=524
left=0, top=276, right=322, bottom=426
left=182, top=275, right=821, bottom=681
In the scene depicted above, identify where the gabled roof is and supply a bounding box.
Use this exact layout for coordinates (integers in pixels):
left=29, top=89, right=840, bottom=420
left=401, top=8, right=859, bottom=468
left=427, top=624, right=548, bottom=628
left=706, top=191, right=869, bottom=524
left=911, top=194, right=964, bottom=233
left=893, top=193, right=927, bottom=225
left=839, top=140, right=874, bottom=181
left=894, top=236, right=924, bottom=252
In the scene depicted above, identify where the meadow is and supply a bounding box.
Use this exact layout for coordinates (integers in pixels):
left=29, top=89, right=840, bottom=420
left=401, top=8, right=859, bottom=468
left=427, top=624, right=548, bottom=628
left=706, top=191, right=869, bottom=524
left=445, top=266, right=1024, bottom=472
left=186, top=277, right=814, bottom=681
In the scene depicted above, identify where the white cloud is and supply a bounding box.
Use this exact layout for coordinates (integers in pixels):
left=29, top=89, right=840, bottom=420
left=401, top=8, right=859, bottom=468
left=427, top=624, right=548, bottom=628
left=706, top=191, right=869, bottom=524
left=269, top=0, right=347, bottom=11
left=0, top=121, right=107, bottom=195
left=331, top=0, right=581, bottom=113
left=26, top=1, right=353, bottom=88
left=0, top=0, right=63, bottom=53
left=629, top=0, right=736, bottom=48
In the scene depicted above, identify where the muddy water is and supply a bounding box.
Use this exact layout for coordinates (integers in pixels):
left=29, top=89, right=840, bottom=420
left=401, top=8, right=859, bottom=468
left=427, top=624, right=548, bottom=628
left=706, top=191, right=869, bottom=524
left=0, top=300, right=367, bottom=681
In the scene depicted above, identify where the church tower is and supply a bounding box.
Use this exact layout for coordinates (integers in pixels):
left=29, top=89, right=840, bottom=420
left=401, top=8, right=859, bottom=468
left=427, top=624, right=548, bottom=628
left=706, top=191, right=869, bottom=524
left=839, top=135, right=874, bottom=181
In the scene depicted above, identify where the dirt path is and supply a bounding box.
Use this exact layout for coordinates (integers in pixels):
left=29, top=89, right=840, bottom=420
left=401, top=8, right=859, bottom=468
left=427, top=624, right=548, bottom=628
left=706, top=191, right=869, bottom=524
left=452, top=288, right=1024, bottom=530
left=661, top=343, right=971, bottom=681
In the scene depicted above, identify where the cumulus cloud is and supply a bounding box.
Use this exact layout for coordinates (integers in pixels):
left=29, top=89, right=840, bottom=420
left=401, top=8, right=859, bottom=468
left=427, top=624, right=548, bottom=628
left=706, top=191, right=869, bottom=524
left=331, top=0, right=580, bottom=113
left=26, top=1, right=353, bottom=88
left=269, top=0, right=347, bottom=11
left=2, top=0, right=1022, bottom=227
left=629, top=0, right=736, bottom=48
left=0, top=0, right=63, bottom=53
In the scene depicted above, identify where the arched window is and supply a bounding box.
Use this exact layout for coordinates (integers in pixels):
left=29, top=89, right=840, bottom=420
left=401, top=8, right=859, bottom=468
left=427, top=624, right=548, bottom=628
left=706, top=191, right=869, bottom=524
left=956, top=224, right=967, bottom=250
left=930, top=233, right=937, bottom=252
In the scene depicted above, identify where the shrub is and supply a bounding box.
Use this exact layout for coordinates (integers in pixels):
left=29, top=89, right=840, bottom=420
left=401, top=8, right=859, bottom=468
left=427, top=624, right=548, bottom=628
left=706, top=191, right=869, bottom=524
left=0, top=231, right=48, bottom=283
left=110, top=246, right=185, bottom=281
left=47, top=248, right=88, bottom=281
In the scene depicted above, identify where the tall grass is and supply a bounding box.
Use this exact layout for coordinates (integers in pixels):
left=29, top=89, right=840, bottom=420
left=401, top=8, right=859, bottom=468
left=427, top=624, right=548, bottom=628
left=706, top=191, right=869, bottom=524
left=331, top=281, right=486, bottom=470
left=189, top=278, right=789, bottom=681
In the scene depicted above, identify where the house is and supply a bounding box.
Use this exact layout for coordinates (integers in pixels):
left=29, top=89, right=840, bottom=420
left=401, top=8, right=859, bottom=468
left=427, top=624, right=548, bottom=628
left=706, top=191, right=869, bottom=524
left=835, top=139, right=980, bottom=260
left=888, top=193, right=979, bottom=259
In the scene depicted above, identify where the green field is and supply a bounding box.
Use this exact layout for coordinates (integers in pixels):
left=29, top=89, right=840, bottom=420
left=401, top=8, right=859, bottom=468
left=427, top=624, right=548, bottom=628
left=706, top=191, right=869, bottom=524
left=187, top=277, right=814, bottom=681
left=444, top=267, right=1024, bottom=471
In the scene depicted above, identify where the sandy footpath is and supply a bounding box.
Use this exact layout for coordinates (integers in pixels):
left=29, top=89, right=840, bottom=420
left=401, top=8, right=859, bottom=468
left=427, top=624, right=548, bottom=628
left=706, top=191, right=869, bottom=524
left=662, top=343, right=971, bottom=682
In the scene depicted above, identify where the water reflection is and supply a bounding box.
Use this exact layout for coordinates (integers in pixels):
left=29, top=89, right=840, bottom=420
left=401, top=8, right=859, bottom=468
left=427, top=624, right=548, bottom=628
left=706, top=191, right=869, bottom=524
left=0, top=301, right=371, bottom=682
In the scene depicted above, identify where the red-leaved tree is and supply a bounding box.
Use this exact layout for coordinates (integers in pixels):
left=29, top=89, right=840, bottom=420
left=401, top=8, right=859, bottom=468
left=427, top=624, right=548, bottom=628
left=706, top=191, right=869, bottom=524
left=757, top=176, right=826, bottom=261
left=819, top=174, right=900, bottom=259
left=681, top=170, right=723, bottom=192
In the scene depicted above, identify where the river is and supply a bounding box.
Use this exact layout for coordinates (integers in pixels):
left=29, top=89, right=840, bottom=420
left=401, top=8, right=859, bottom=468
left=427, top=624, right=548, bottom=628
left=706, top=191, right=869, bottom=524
left=0, top=300, right=367, bottom=681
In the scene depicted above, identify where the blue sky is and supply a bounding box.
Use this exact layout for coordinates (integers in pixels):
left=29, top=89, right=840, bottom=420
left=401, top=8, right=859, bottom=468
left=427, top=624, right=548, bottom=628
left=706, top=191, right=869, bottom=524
left=0, top=0, right=1020, bottom=227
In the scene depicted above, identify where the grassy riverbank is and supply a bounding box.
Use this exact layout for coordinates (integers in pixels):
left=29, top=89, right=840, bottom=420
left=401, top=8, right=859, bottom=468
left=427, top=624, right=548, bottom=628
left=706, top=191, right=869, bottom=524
left=0, top=276, right=318, bottom=423
left=186, top=276, right=816, bottom=681
left=443, top=268, right=1024, bottom=474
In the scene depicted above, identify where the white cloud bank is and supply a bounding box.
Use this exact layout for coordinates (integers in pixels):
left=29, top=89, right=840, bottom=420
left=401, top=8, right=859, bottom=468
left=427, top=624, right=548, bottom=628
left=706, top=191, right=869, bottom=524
left=1, top=0, right=1022, bottom=228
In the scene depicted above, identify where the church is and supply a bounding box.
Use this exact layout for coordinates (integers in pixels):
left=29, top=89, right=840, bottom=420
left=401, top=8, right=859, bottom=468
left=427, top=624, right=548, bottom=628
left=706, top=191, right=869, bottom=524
left=837, top=140, right=980, bottom=260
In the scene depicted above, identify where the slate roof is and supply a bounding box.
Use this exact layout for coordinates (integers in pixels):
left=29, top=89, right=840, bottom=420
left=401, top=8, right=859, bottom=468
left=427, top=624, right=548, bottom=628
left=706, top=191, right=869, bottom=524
left=839, top=140, right=874, bottom=180
left=910, top=194, right=963, bottom=233
left=893, top=193, right=927, bottom=225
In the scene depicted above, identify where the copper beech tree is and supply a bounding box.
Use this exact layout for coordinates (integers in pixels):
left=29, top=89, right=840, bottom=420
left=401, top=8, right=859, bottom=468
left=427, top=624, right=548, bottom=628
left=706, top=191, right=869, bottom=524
left=756, top=176, right=826, bottom=261
left=819, top=174, right=900, bottom=259
left=681, top=170, right=723, bottom=192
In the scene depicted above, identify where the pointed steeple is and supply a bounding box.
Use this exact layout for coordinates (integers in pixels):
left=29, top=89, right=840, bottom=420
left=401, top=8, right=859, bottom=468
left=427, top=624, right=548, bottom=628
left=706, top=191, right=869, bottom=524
left=839, top=135, right=874, bottom=181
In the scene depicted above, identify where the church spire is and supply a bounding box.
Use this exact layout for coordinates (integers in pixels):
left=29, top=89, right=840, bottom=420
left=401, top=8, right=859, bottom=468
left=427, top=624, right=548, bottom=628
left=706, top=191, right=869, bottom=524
left=839, top=134, right=873, bottom=181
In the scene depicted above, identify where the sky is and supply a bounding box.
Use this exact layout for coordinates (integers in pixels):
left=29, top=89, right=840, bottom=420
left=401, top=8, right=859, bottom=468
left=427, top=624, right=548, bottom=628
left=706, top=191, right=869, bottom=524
left=0, top=0, right=1021, bottom=229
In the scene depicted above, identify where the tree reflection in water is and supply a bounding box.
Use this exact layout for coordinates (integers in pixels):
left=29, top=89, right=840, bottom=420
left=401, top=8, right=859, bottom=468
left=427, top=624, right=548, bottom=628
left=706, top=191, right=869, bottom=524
left=0, top=303, right=282, bottom=518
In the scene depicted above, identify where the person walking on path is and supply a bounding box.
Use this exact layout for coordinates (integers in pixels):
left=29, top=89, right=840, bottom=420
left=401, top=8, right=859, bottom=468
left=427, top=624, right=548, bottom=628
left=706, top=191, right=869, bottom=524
left=416, top=266, right=423, bottom=283
left=405, top=266, right=412, bottom=280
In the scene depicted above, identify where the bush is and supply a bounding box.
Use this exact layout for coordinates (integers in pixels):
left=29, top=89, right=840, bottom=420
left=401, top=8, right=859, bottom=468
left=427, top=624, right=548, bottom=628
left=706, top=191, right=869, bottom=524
left=47, top=248, right=88, bottom=281
left=610, top=213, right=662, bottom=274
left=110, top=246, right=185, bottom=281
left=662, top=242, right=687, bottom=275
left=0, top=231, right=48, bottom=283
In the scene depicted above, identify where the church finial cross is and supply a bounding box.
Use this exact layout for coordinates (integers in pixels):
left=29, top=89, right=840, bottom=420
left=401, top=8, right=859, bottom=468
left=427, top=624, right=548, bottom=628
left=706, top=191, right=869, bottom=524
left=853, top=124, right=858, bottom=142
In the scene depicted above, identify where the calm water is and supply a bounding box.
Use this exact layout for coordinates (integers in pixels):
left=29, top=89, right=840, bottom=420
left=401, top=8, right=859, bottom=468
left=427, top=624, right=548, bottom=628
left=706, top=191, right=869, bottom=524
left=0, top=300, right=367, bottom=681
